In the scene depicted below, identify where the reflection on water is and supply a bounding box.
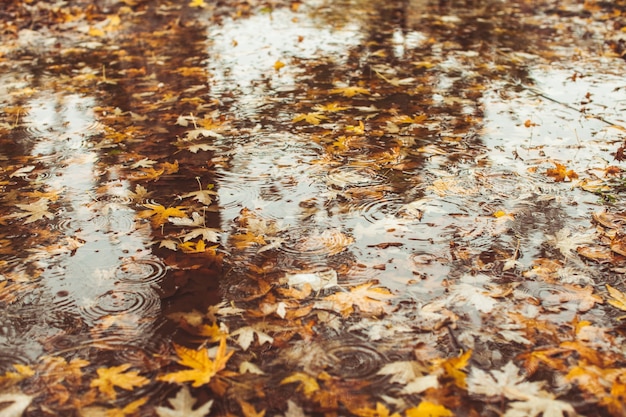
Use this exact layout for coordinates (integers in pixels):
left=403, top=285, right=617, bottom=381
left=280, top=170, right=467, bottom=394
left=0, top=0, right=626, bottom=415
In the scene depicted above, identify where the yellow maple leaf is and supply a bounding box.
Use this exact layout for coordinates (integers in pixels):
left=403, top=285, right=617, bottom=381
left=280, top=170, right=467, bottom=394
left=405, top=401, right=453, bottom=417
left=322, top=281, right=393, bottom=317
left=178, top=239, right=218, bottom=255
left=229, top=231, right=267, bottom=249
left=292, top=112, right=328, bottom=125
left=313, top=102, right=349, bottom=113
left=138, top=203, right=186, bottom=227
left=90, top=364, right=149, bottom=400
left=345, top=121, right=365, bottom=134
left=606, top=285, right=626, bottom=311
left=431, top=349, right=472, bottom=389
left=158, top=337, right=233, bottom=387
left=329, top=86, right=371, bottom=97
left=280, top=372, right=320, bottom=397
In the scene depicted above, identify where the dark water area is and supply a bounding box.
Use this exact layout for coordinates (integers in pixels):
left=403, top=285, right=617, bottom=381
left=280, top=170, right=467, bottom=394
left=1, top=0, right=626, bottom=416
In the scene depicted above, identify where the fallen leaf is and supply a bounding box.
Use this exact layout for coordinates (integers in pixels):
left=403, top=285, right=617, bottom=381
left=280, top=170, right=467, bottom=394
left=405, top=401, right=453, bottom=417
left=606, top=285, right=626, bottom=311
left=320, top=281, right=394, bottom=317
left=90, top=364, right=149, bottom=400
left=329, top=86, right=371, bottom=97
left=158, top=337, right=233, bottom=387
left=292, top=112, right=328, bottom=125
left=546, top=162, right=578, bottom=182
left=138, top=204, right=187, bottom=227
left=5, top=198, right=55, bottom=224
left=155, top=386, right=213, bottom=417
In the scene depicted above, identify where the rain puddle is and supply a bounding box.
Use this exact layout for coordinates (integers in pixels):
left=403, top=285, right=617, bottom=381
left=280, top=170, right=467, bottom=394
left=1, top=0, right=626, bottom=416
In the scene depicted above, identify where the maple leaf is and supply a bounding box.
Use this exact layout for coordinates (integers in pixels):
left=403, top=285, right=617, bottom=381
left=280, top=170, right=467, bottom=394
left=155, top=386, right=213, bottom=417
left=312, top=102, right=348, bottom=112
left=546, top=162, right=578, bottom=182
left=178, top=239, right=218, bottom=254
left=606, top=284, right=626, bottom=311
left=445, top=274, right=498, bottom=313
left=180, top=228, right=220, bottom=243
left=518, top=347, right=569, bottom=376
left=89, top=364, right=149, bottom=400
left=5, top=198, right=55, bottom=224
left=230, top=325, right=274, bottom=351
left=138, top=203, right=186, bottom=227
left=158, top=337, right=233, bottom=387
left=432, top=349, right=472, bottom=389
left=467, top=361, right=543, bottom=400
left=405, top=401, right=453, bottom=417
left=229, top=231, right=267, bottom=249
left=128, top=184, right=151, bottom=202
left=345, top=120, right=365, bottom=134
left=546, top=227, right=595, bottom=257
left=292, top=112, right=328, bottom=125
left=504, top=394, right=575, bottom=417
left=181, top=188, right=217, bottom=205
left=329, top=86, right=371, bottom=97
left=319, top=281, right=394, bottom=317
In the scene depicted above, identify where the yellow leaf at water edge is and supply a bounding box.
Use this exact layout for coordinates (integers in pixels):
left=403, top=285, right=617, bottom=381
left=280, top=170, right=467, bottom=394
left=606, top=285, right=626, bottom=311
left=90, top=364, right=149, bottom=400
left=405, top=402, right=453, bottom=417
left=158, top=337, right=233, bottom=387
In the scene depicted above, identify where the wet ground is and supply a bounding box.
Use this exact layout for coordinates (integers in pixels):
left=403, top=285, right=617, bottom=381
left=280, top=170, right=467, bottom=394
left=1, top=0, right=626, bottom=416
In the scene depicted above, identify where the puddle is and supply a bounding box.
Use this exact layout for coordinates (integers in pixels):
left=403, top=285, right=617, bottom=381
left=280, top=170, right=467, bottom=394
left=1, top=0, right=626, bottom=416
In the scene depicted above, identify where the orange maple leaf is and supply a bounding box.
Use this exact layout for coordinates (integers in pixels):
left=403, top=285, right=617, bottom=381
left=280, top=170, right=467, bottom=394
left=322, top=281, right=393, bottom=317
left=546, top=162, right=578, bottom=182
left=158, top=337, right=233, bottom=387
left=89, top=364, right=149, bottom=400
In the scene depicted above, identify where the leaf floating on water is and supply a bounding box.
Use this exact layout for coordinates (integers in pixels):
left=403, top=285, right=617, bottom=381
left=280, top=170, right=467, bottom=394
left=546, top=161, right=578, bottom=182
left=158, top=337, right=233, bottom=387
left=89, top=364, right=149, bottom=400
left=4, top=198, right=55, bottom=224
